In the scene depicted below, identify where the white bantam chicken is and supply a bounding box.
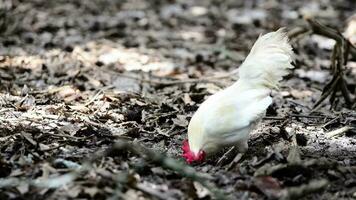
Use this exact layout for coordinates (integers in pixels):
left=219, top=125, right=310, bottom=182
left=182, top=28, right=294, bottom=164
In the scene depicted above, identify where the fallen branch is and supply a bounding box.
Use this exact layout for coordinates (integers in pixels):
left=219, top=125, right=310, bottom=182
left=95, top=140, right=227, bottom=200
left=289, top=18, right=356, bottom=109
left=308, top=18, right=355, bottom=108
left=0, top=139, right=227, bottom=199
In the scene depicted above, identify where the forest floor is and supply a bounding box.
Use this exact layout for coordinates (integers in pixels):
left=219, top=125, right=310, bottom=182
left=0, top=0, right=356, bottom=199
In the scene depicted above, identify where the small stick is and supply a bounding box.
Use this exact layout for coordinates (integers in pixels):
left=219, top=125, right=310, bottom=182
left=84, top=85, right=115, bottom=107
left=280, top=179, right=328, bottom=200
left=216, top=146, right=235, bottom=166
left=101, top=69, right=237, bottom=86
left=287, top=26, right=309, bottom=39
left=325, top=126, right=353, bottom=138
left=340, top=78, right=353, bottom=105
left=322, top=115, right=341, bottom=128
left=263, top=114, right=333, bottom=121
left=312, top=73, right=341, bottom=110
left=226, top=153, right=244, bottom=171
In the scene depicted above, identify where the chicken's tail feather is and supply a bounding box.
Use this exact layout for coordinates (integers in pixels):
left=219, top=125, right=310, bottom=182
left=236, top=28, right=294, bottom=89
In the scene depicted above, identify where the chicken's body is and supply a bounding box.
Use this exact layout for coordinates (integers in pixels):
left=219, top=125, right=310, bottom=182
left=183, top=29, right=294, bottom=163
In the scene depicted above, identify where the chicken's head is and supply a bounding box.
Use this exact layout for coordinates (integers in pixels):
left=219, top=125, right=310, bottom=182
left=182, top=140, right=205, bottom=164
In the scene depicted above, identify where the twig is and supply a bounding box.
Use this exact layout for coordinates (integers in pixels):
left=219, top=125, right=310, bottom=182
left=84, top=85, right=115, bottom=107
left=216, top=146, right=235, bottom=166
left=340, top=78, right=353, bottom=105
left=322, top=115, right=341, bottom=128
left=0, top=139, right=226, bottom=199
left=311, top=75, right=341, bottom=111
left=226, top=153, right=244, bottom=171
left=325, top=126, right=353, bottom=138
left=289, top=114, right=332, bottom=119
left=263, top=116, right=286, bottom=120
left=101, top=69, right=237, bottom=87
left=287, top=26, right=309, bottom=39
left=263, top=114, right=333, bottom=121
left=288, top=26, right=312, bottom=42
left=45, top=131, right=86, bottom=140
left=99, top=140, right=227, bottom=200
left=280, top=179, right=328, bottom=200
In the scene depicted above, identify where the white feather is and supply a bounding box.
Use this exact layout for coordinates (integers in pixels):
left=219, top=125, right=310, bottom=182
left=237, top=28, right=294, bottom=89
left=187, top=28, right=294, bottom=156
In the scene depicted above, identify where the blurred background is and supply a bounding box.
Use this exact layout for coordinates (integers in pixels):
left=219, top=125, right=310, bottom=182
left=1, top=0, right=355, bottom=88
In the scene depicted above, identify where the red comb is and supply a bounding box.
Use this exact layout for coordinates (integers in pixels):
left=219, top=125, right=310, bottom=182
left=182, top=139, right=190, bottom=153
left=182, top=139, right=205, bottom=164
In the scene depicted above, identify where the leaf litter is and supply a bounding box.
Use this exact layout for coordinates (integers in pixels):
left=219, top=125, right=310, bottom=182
left=0, top=0, right=356, bottom=199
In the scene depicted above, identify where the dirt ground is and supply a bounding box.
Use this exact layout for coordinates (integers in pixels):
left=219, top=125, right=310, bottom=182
left=0, top=0, right=356, bottom=199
